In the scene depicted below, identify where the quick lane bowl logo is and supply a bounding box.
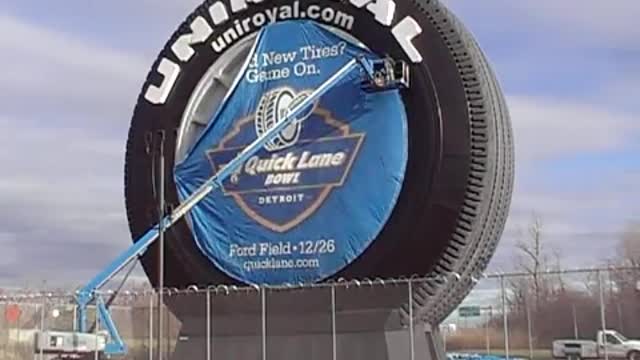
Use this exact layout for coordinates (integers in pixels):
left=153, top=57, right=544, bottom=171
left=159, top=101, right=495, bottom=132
left=207, top=87, right=365, bottom=232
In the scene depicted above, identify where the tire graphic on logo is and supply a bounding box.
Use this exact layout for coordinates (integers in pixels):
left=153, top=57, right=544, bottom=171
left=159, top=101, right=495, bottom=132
left=255, top=88, right=315, bottom=152
left=124, top=0, right=515, bottom=326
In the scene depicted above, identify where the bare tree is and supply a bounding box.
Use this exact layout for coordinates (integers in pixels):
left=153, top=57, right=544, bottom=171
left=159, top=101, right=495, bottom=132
left=507, top=212, right=567, bottom=312
left=552, top=247, right=567, bottom=294
left=604, top=222, right=640, bottom=298
left=486, top=220, right=640, bottom=343
left=616, top=221, right=640, bottom=267
left=513, top=212, right=549, bottom=310
left=599, top=222, right=640, bottom=336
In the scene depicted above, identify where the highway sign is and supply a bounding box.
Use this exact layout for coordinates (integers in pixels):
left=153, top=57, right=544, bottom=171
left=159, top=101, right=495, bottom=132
left=458, top=306, right=481, bottom=317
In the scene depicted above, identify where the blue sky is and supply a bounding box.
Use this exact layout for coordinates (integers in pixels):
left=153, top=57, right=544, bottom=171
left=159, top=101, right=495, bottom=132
left=0, top=0, right=638, bottom=287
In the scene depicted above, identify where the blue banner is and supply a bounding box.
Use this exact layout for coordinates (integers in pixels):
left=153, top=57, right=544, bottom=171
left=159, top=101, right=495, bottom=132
left=174, top=20, right=408, bottom=285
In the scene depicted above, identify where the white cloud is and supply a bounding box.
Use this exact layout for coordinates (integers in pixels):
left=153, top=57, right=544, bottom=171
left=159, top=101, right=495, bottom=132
left=0, top=15, right=144, bottom=285
left=0, top=13, right=145, bottom=253
left=0, top=14, right=145, bottom=79
left=445, top=0, right=640, bottom=50
left=0, top=234, right=18, bottom=268
left=507, top=95, right=639, bottom=162
left=124, top=0, right=200, bottom=15
left=0, top=14, right=149, bottom=128
left=483, top=94, right=640, bottom=271
left=491, top=178, right=640, bottom=272
left=0, top=115, right=128, bottom=242
left=599, top=74, right=640, bottom=113
left=502, top=1, right=640, bottom=49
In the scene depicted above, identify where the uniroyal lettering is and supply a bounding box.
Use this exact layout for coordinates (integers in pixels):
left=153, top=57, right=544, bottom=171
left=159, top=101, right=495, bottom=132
left=144, top=58, right=181, bottom=105
left=144, top=0, right=422, bottom=104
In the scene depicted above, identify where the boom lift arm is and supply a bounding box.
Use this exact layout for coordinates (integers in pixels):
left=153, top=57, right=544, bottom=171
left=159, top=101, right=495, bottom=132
left=36, top=56, right=408, bottom=357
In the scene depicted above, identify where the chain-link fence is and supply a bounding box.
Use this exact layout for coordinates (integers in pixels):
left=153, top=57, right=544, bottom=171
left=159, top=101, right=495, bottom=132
left=1, top=266, right=638, bottom=360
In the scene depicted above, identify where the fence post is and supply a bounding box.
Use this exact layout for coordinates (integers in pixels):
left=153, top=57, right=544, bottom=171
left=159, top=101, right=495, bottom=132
left=15, top=302, right=21, bottom=358
left=331, top=284, right=337, bottom=360
left=0, top=300, right=4, bottom=359
left=166, top=296, right=172, bottom=357
left=500, top=275, right=509, bottom=360
left=598, top=270, right=608, bottom=360
left=572, top=304, right=578, bottom=339
left=95, top=303, right=100, bottom=360
left=39, top=298, right=46, bottom=360
left=616, top=303, right=624, bottom=334
left=526, top=294, right=533, bottom=360
left=207, top=288, right=212, bottom=360
left=149, top=293, right=154, bottom=360
left=442, top=329, right=447, bottom=353
left=157, top=130, right=166, bottom=360
left=409, top=280, right=415, bottom=360
left=261, top=287, right=267, bottom=360
left=485, top=306, right=492, bottom=355
left=73, top=304, right=77, bottom=332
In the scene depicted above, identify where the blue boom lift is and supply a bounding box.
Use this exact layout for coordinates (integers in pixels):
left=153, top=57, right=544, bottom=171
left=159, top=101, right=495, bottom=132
left=33, top=55, right=409, bottom=358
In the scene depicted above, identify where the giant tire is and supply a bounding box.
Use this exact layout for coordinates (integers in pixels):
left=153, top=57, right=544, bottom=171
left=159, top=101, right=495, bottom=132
left=124, top=0, right=514, bottom=324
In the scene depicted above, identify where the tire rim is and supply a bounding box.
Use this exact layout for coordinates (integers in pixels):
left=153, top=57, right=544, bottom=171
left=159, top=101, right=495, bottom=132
left=175, top=23, right=365, bottom=163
